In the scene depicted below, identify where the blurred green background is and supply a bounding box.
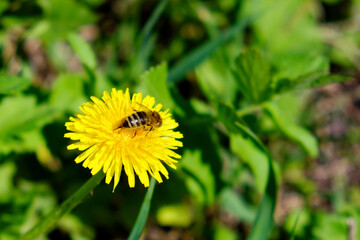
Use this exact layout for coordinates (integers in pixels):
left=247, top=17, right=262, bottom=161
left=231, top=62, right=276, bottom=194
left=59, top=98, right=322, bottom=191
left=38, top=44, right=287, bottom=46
left=1, top=0, right=360, bottom=239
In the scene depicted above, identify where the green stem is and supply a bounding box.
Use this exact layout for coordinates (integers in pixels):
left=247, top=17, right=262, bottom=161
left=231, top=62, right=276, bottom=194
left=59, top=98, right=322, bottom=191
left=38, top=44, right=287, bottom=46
left=22, top=171, right=105, bottom=240
left=236, top=101, right=270, bottom=117
left=128, top=178, right=156, bottom=240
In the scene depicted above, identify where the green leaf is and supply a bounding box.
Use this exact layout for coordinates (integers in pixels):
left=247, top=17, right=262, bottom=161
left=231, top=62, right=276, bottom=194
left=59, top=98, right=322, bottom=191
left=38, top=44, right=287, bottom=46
left=215, top=101, right=277, bottom=239
left=273, top=73, right=351, bottom=95
left=230, top=122, right=277, bottom=240
left=156, top=204, right=192, bottom=227
left=141, top=62, right=181, bottom=113
left=180, top=149, right=215, bottom=206
left=230, top=134, right=268, bottom=192
left=218, top=188, right=256, bottom=223
left=168, top=16, right=254, bottom=84
left=232, top=49, right=271, bottom=103
left=1, top=182, right=57, bottom=239
left=312, top=213, right=348, bottom=240
left=273, top=54, right=329, bottom=82
left=0, top=1, right=8, bottom=16
left=0, top=75, right=31, bottom=94
left=214, top=223, right=239, bottom=240
left=241, top=0, right=323, bottom=61
left=215, top=101, right=241, bottom=134
left=304, top=74, right=351, bottom=88
left=0, top=96, right=55, bottom=135
left=0, top=161, right=16, bottom=202
left=128, top=178, right=156, bottom=240
left=195, top=49, right=237, bottom=105
left=265, top=103, right=318, bottom=158
left=0, top=96, right=58, bottom=154
left=49, top=74, right=87, bottom=113
left=235, top=123, right=277, bottom=240
left=30, top=0, right=96, bottom=42
left=57, top=214, right=95, bottom=240
left=67, top=33, right=97, bottom=71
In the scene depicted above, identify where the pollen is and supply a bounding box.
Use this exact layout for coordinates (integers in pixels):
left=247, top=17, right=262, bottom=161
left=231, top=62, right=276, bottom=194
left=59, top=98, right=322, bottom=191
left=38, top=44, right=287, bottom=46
left=64, top=88, right=183, bottom=191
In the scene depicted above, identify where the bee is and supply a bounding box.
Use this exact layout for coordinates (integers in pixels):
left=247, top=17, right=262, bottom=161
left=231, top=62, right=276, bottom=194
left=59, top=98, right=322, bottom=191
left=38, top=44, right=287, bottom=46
left=115, top=103, right=162, bottom=134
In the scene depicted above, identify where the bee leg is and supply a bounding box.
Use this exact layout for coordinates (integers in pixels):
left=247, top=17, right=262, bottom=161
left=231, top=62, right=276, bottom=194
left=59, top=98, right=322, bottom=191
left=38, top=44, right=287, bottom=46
left=132, top=131, right=137, bottom=138
left=146, top=127, right=153, bottom=136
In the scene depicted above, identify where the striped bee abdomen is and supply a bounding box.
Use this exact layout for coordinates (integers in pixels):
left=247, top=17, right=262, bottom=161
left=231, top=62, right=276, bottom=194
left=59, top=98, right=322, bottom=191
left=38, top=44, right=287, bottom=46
left=123, top=111, right=149, bottom=128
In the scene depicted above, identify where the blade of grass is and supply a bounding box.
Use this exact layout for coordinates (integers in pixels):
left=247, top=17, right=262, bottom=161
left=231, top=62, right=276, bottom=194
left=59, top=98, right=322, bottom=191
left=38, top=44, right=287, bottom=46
left=168, top=16, right=254, bottom=84
left=128, top=177, right=156, bottom=240
left=138, top=0, right=169, bottom=56
left=22, top=171, right=105, bottom=240
left=132, top=0, right=169, bottom=76
left=290, top=208, right=303, bottom=240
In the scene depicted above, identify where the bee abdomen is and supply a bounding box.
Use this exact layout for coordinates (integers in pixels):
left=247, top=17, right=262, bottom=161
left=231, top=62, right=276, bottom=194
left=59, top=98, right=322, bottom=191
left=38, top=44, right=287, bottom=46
left=123, top=111, right=148, bottom=128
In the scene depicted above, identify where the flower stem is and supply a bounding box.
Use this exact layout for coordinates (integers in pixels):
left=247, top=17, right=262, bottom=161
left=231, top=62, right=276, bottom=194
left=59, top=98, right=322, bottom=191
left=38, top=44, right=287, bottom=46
left=128, top=177, right=156, bottom=240
left=22, top=171, right=105, bottom=240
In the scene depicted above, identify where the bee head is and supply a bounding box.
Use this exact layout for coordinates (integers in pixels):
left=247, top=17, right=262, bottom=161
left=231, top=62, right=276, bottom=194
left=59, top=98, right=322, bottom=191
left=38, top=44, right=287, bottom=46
left=152, top=112, right=162, bottom=127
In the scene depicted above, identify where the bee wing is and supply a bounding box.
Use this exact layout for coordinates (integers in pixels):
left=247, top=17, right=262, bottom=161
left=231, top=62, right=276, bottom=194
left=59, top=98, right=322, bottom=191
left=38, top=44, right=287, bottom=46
left=133, top=102, right=153, bottom=113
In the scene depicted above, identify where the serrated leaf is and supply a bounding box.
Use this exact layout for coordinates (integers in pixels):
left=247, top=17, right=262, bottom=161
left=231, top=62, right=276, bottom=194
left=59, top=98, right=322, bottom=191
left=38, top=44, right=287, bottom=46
left=0, top=75, right=31, bottom=94
left=195, top=49, right=237, bottom=104
left=273, top=54, right=329, bottom=82
left=305, top=74, right=351, bottom=88
left=67, top=33, right=97, bottom=71
left=273, top=73, right=351, bottom=94
left=180, top=149, right=215, bottom=206
left=232, top=49, right=271, bottom=103
left=265, top=103, right=318, bottom=157
left=141, top=62, right=180, bottom=113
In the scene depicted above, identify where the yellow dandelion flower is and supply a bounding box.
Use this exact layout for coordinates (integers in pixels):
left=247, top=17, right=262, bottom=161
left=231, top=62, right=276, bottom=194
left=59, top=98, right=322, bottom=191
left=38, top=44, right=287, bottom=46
left=64, top=88, right=183, bottom=191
